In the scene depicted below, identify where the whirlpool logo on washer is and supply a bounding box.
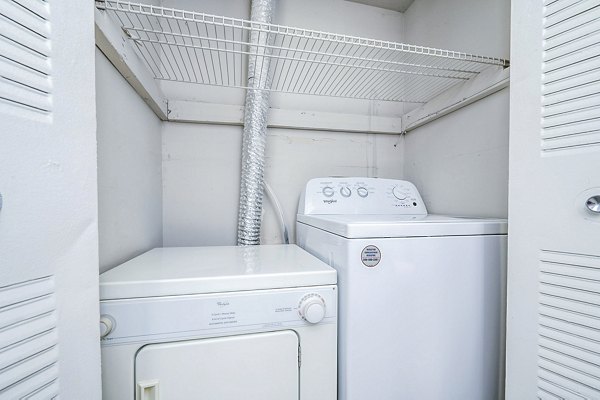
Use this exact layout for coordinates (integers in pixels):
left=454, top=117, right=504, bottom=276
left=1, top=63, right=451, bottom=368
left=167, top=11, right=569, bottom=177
left=361, top=245, right=381, bottom=268
left=323, top=199, right=337, bottom=204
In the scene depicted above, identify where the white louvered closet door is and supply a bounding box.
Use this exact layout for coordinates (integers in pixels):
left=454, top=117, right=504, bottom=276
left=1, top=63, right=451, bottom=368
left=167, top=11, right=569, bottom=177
left=0, top=1, right=101, bottom=399
left=507, top=1, right=600, bottom=399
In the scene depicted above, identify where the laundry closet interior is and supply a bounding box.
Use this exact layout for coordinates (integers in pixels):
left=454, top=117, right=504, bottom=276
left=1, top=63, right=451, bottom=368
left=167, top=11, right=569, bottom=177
left=95, top=0, right=510, bottom=272
left=7, top=0, right=600, bottom=398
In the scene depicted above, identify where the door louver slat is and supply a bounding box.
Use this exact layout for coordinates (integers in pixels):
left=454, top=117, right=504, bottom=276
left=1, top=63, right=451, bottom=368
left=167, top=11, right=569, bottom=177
left=542, top=2, right=600, bottom=152
left=0, top=276, right=59, bottom=398
left=537, top=250, right=600, bottom=398
left=0, top=0, right=51, bottom=116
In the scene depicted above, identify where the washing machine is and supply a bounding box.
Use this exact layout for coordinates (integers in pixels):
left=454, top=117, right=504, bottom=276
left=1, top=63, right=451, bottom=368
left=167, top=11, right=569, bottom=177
left=296, top=177, right=507, bottom=400
left=99, top=244, right=337, bottom=400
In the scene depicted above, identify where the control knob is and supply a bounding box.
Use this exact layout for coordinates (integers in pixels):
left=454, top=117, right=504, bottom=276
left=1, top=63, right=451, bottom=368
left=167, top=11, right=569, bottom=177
left=392, top=186, right=408, bottom=200
left=322, top=186, right=335, bottom=197
left=299, top=294, right=326, bottom=324
left=357, top=187, right=369, bottom=198
left=340, top=187, right=351, bottom=198
left=100, top=315, right=114, bottom=338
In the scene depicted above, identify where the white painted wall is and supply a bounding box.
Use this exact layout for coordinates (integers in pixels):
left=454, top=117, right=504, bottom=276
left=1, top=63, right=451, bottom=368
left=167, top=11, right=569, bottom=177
left=96, top=49, right=163, bottom=273
left=162, top=124, right=403, bottom=245
left=403, top=0, right=510, bottom=59
left=402, top=0, right=510, bottom=218
left=403, top=88, right=509, bottom=217
left=162, top=123, right=242, bottom=246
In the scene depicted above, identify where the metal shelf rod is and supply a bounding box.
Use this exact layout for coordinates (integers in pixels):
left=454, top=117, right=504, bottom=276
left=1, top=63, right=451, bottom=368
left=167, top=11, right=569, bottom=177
left=129, top=35, right=473, bottom=81
left=127, top=27, right=480, bottom=77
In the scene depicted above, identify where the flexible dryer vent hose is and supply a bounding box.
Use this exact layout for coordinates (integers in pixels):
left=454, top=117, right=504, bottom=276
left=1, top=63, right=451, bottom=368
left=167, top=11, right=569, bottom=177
left=237, top=0, right=276, bottom=245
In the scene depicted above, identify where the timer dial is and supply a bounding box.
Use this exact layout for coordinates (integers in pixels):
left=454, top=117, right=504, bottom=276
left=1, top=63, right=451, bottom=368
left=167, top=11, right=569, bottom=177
left=322, top=186, right=335, bottom=197
left=299, top=294, right=326, bottom=324
left=392, top=186, right=408, bottom=200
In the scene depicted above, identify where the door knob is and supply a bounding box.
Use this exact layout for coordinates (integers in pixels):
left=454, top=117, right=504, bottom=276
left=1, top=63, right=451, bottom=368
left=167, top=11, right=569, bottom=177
left=586, top=196, right=600, bottom=213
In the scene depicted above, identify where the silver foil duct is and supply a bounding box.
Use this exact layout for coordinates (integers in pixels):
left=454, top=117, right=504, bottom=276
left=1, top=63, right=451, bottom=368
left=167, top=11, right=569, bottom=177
left=237, top=0, right=276, bottom=246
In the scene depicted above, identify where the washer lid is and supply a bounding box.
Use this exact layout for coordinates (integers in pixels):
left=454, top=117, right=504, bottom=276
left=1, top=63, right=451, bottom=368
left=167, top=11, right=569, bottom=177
left=99, top=245, right=337, bottom=300
left=297, top=214, right=507, bottom=238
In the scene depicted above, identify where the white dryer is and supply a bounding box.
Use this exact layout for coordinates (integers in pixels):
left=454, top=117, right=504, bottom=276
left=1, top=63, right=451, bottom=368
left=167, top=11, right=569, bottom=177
left=99, top=245, right=337, bottom=400
left=296, top=177, right=507, bottom=400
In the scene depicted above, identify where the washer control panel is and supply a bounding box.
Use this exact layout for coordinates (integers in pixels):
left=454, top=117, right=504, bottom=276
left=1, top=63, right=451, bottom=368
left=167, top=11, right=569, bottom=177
left=299, top=177, right=427, bottom=215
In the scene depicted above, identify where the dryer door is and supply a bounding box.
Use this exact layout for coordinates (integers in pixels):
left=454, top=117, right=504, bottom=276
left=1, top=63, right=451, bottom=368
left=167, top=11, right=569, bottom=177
left=135, top=330, right=299, bottom=400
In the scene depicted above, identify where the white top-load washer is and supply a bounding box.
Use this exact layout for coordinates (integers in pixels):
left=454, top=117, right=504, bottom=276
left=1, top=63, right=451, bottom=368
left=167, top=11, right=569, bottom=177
left=99, top=245, right=337, bottom=400
left=296, top=177, right=507, bottom=400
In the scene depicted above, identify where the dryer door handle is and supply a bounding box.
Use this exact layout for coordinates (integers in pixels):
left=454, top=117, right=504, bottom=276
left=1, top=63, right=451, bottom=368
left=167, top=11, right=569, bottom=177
left=137, top=380, right=159, bottom=400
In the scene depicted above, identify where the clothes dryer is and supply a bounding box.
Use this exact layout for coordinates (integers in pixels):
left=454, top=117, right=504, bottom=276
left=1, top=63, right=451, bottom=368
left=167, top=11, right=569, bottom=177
left=296, top=177, right=507, bottom=400
left=99, top=245, right=337, bottom=400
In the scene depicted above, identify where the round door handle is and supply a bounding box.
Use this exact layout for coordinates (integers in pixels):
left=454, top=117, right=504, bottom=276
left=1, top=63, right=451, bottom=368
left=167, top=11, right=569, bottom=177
left=586, top=196, right=600, bottom=213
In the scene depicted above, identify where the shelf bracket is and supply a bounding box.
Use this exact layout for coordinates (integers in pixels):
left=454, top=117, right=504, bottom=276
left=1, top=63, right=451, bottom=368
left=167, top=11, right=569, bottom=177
left=401, top=66, right=510, bottom=133
left=94, top=6, right=168, bottom=120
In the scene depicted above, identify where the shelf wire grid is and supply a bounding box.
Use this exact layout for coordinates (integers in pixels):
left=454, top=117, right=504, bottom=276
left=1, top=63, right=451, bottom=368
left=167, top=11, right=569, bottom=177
left=98, top=0, right=509, bottom=104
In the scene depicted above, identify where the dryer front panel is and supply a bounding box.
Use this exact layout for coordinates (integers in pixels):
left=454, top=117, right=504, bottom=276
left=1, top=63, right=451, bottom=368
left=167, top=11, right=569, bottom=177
left=135, top=330, right=299, bottom=400
left=100, top=285, right=336, bottom=346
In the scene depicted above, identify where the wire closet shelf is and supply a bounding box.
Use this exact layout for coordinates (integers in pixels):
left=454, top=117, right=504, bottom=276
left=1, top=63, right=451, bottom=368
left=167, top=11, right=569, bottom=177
left=98, top=0, right=509, bottom=104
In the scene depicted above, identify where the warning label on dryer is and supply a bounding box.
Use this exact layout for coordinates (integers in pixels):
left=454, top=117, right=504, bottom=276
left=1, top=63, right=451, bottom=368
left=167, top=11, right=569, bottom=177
left=209, top=311, right=238, bottom=326
left=361, top=245, right=381, bottom=267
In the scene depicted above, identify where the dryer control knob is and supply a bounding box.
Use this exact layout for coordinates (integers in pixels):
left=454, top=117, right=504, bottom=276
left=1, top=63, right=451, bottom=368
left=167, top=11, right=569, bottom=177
left=299, top=294, right=326, bottom=324
left=100, top=315, right=114, bottom=338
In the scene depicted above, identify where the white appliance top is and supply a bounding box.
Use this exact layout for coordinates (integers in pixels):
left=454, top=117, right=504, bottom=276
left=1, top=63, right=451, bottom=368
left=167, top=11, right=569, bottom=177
left=297, top=214, right=507, bottom=238
left=297, top=177, right=507, bottom=238
left=99, top=245, right=337, bottom=300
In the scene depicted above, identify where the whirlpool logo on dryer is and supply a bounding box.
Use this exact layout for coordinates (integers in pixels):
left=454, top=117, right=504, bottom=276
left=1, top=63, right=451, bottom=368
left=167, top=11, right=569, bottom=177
left=323, top=199, right=337, bottom=204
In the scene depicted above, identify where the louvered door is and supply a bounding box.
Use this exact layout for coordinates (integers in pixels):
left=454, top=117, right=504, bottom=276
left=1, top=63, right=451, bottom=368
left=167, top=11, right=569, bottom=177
left=507, top=1, right=600, bottom=399
left=0, top=1, right=101, bottom=398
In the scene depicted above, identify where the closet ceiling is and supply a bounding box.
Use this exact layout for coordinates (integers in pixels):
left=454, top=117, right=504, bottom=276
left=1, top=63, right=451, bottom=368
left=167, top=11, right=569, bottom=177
left=345, top=0, right=415, bottom=13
